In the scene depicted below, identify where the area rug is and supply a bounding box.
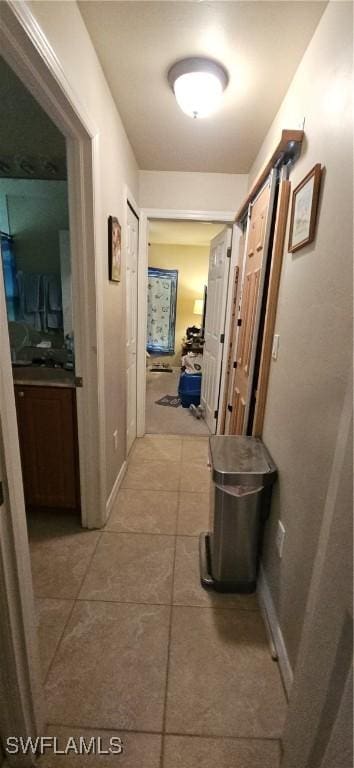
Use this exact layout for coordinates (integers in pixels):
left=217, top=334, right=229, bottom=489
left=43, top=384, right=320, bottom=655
left=155, top=395, right=181, bottom=408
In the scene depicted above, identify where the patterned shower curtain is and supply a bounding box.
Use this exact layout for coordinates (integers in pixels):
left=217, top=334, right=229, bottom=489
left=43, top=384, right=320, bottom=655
left=147, top=267, right=178, bottom=354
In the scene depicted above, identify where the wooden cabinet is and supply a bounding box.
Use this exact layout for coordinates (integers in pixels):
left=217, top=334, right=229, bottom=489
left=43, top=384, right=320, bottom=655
left=14, top=385, right=80, bottom=511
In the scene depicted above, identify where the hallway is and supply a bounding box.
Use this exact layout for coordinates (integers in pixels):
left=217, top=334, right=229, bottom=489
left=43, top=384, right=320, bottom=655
left=145, top=370, right=209, bottom=436
left=29, top=434, right=286, bottom=767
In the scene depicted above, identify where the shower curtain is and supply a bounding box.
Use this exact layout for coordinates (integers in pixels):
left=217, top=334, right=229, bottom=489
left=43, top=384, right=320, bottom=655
left=147, top=267, right=178, bottom=354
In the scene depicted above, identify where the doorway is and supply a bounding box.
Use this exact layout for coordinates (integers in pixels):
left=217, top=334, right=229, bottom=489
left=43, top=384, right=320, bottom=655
left=0, top=1, right=105, bottom=746
left=0, top=55, right=82, bottom=517
left=141, top=217, right=235, bottom=436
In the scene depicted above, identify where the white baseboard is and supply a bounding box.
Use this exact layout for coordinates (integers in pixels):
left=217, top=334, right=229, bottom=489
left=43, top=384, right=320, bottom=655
left=105, top=460, right=127, bottom=522
left=257, top=564, right=293, bottom=698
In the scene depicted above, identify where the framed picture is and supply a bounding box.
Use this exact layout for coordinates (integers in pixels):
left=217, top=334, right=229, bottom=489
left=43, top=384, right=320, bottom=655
left=288, top=164, right=322, bottom=253
left=108, top=215, right=121, bottom=281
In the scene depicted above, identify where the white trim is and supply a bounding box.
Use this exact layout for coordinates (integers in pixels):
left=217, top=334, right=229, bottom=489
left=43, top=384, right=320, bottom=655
left=124, top=187, right=141, bottom=445
left=105, top=460, right=127, bottom=521
left=0, top=244, right=44, bottom=761
left=5, top=0, right=97, bottom=138
left=258, top=564, right=293, bottom=697
left=142, top=208, right=235, bottom=222
left=0, top=1, right=106, bottom=529
left=137, top=207, right=235, bottom=436
left=216, top=223, right=240, bottom=434
left=137, top=211, right=149, bottom=436
left=125, top=185, right=140, bottom=220
left=0, top=3, right=106, bottom=760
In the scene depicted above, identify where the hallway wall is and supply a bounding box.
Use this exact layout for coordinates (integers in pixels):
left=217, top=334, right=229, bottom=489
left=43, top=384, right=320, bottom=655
left=27, top=0, right=139, bottom=504
left=249, top=1, right=352, bottom=674
left=139, top=171, right=247, bottom=212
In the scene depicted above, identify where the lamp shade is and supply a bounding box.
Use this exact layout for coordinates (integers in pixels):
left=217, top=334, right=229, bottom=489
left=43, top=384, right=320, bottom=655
left=193, top=299, right=203, bottom=316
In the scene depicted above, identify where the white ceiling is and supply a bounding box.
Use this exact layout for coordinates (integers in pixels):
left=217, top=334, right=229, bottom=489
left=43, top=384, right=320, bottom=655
left=79, top=1, right=326, bottom=173
left=149, top=219, right=225, bottom=246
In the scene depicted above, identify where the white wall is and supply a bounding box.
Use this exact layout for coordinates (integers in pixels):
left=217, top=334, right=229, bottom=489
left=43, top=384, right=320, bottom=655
left=252, top=1, right=352, bottom=673
left=139, top=170, right=247, bottom=212
left=28, top=0, right=139, bottom=501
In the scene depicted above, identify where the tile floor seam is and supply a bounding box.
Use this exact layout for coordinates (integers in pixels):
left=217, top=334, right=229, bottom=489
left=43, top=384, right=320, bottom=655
left=71, top=596, right=260, bottom=612
left=43, top=530, right=104, bottom=685
left=45, top=722, right=164, bottom=735
left=42, top=596, right=77, bottom=687
left=45, top=722, right=282, bottom=743
left=102, top=530, right=177, bottom=538
left=75, top=597, right=174, bottom=608
left=159, top=523, right=179, bottom=768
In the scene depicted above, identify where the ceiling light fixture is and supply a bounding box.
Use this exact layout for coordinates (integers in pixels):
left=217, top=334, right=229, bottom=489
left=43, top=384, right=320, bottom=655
left=168, top=57, right=228, bottom=119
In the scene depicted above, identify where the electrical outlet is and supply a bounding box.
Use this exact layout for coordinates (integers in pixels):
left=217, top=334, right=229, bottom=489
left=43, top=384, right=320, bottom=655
left=272, top=334, right=280, bottom=360
left=113, top=429, right=118, bottom=451
left=276, top=521, right=286, bottom=559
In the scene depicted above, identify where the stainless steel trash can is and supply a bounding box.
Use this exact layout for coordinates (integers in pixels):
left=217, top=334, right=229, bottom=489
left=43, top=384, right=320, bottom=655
left=200, top=436, right=277, bottom=593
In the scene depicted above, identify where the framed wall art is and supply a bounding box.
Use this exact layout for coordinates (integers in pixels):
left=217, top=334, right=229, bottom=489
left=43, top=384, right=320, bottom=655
left=108, top=215, right=121, bottom=282
left=288, top=163, right=322, bottom=253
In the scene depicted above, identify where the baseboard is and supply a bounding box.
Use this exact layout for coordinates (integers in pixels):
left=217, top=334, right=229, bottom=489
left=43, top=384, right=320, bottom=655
left=257, top=564, right=293, bottom=698
left=105, top=460, right=127, bottom=522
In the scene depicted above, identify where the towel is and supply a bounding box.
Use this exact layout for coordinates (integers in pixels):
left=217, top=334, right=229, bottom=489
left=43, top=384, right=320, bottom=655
left=47, top=275, right=62, bottom=311
left=43, top=275, right=62, bottom=329
left=17, top=271, right=42, bottom=331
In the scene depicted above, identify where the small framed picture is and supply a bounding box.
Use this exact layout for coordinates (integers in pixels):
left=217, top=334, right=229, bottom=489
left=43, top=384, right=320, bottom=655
left=108, top=215, right=121, bottom=282
left=288, top=164, right=322, bottom=253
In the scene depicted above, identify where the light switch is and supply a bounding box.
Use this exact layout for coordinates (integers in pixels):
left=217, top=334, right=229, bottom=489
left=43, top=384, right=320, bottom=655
left=272, top=334, right=280, bottom=360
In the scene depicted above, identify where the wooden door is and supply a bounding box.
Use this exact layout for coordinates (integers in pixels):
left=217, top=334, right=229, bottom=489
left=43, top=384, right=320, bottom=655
left=219, top=263, right=240, bottom=433
left=15, top=385, right=79, bottom=509
left=230, top=173, right=276, bottom=435
left=126, top=205, right=139, bottom=453
left=200, top=227, right=232, bottom=433
left=253, top=177, right=290, bottom=435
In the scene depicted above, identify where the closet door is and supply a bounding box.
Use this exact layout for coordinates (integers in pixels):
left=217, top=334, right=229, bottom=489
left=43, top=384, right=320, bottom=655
left=230, top=171, right=276, bottom=435
left=200, top=227, right=232, bottom=433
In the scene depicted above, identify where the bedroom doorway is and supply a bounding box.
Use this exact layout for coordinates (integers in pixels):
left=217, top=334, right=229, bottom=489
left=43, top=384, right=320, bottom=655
left=143, top=218, right=232, bottom=436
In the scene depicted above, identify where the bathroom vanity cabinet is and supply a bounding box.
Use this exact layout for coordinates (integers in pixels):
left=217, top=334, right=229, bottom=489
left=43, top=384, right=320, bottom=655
left=14, top=382, right=80, bottom=511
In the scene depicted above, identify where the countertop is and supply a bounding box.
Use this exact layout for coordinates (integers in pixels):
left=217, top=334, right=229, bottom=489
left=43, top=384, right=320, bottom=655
left=12, top=365, right=76, bottom=389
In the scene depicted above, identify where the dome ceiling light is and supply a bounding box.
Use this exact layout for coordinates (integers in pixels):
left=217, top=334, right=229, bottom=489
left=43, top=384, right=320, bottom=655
left=167, top=57, right=229, bottom=119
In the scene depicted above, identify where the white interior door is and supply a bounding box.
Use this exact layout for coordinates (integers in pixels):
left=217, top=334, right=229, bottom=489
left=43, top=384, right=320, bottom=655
left=126, top=205, right=139, bottom=454
left=201, top=227, right=232, bottom=433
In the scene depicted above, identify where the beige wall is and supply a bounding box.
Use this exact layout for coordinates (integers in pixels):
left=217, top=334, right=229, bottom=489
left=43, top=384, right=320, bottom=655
left=28, top=1, right=139, bottom=501
left=139, top=170, right=247, bottom=212
left=148, top=243, right=209, bottom=366
left=251, top=1, right=353, bottom=672
left=282, top=392, right=352, bottom=768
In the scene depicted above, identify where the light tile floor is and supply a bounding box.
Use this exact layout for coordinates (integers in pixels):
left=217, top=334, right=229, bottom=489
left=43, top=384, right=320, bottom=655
left=29, top=435, right=286, bottom=767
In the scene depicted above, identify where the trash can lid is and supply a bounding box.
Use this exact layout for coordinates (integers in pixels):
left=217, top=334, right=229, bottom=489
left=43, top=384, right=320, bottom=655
left=209, top=436, right=277, bottom=487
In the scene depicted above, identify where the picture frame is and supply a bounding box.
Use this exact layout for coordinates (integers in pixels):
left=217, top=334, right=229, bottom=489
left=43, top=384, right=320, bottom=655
left=288, top=164, right=322, bottom=253
left=108, top=215, right=121, bottom=282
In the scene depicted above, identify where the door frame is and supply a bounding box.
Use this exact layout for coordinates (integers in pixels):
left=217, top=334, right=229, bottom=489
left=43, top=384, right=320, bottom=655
left=124, top=187, right=140, bottom=453
left=0, top=1, right=106, bottom=529
left=137, top=208, right=235, bottom=436
left=0, top=265, right=44, bottom=765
